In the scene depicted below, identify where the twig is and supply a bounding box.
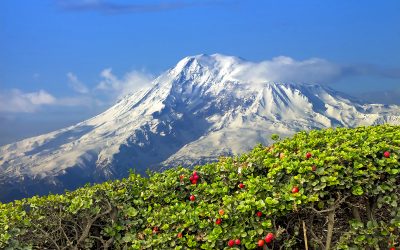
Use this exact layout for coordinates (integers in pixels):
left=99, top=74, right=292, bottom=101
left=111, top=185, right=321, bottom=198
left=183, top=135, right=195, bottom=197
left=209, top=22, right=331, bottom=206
left=309, top=226, right=325, bottom=249
left=33, top=224, right=61, bottom=250
left=310, top=194, right=349, bottom=214
left=309, top=214, right=326, bottom=249
left=74, top=197, right=113, bottom=249
left=302, top=220, right=309, bottom=250
left=59, top=206, right=73, bottom=247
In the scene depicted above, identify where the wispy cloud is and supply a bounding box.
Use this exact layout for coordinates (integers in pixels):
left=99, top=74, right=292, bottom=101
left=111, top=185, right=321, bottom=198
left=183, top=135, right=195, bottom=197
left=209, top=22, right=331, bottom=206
left=67, top=72, right=89, bottom=94
left=0, top=67, right=154, bottom=114
left=231, top=56, right=400, bottom=85
left=57, top=0, right=227, bottom=14
left=62, top=68, right=154, bottom=108
left=2, top=55, right=399, bottom=114
left=232, top=56, right=341, bottom=84
left=96, top=68, right=154, bottom=100
left=0, top=89, right=56, bottom=113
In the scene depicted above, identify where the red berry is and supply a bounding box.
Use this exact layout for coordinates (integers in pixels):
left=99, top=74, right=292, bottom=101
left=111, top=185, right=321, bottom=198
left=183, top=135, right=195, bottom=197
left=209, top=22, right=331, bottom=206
left=180, top=175, right=184, bottom=180
left=306, top=152, right=312, bottom=159
left=219, top=209, right=225, bottom=216
left=191, top=179, right=197, bottom=185
left=384, top=151, right=391, bottom=158
left=228, top=240, right=235, bottom=247
left=256, top=211, right=262, bottom=217
left=189, top=176, right=194, bottom=181
left=193, top=174, right=199, bottom=180
left=239, top=183, right=245, bottom=189
left=189, top=195, right=195, bottom=201
left=292, top=186, right=299, bottom=193
left=235, top=239, right=241, bottom=245
left=258, top=239, right=265, bottom=247
left=312, top=165, right=317, bottom=171
left=265, top=232, right=274, bottom=243
left=216, top=218, right=222, bottom=225
left=193, top=171, right=197, bottom=175
left=390, top=248, right=395, bottom=250
left=177, top=232, right=183, bottom=238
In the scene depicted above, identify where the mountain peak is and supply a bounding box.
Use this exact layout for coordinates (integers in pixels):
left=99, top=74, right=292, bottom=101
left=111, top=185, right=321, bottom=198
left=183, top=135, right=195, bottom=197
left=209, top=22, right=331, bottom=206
left=1, top=54, right=399, bottom=202
left=172, top=53, right=243, bottom=75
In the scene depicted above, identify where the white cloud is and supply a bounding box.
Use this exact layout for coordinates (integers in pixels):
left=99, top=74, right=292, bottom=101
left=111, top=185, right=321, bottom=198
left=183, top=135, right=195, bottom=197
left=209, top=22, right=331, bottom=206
left=67, top=72, right=89, bottom=94
left=4, top=55, right=398, bottom=114
left=0, top=89, right=56, bottom=113
left=230, top=56, right=400, bottom=85
left=96, top=68, right=154, bottom=100
left=232, top=56, right=342, bottom=85
left=0, top=68, right=154, bottom=113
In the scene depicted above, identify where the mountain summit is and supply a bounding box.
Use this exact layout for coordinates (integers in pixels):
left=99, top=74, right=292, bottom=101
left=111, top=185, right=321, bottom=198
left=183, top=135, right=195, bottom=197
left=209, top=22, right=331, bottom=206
left=1, top=54, right=399, bottom=201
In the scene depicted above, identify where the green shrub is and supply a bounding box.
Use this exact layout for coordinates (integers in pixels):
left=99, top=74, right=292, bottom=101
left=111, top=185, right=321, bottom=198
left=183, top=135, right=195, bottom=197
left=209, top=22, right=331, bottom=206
left=1, top=125, right=399, bottom=249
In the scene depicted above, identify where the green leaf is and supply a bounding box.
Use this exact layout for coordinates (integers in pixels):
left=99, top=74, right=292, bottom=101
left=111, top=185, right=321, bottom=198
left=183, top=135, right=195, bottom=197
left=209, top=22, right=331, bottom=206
left=352, top=185, right=364, bottom=196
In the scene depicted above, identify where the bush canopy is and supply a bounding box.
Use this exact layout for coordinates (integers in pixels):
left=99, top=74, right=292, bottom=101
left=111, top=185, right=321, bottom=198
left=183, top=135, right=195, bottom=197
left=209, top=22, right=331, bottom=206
left=1, top=124, right=399, bottom=249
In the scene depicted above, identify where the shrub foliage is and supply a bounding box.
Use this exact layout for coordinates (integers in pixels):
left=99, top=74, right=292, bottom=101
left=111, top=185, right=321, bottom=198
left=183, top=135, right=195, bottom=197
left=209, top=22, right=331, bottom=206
left=1, top=125, right=400, bottom=249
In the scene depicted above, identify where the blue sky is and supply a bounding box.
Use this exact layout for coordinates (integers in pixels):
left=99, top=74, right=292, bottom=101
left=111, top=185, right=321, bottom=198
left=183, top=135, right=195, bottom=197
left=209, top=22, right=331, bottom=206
left=1, top=0, right=400, bottom=145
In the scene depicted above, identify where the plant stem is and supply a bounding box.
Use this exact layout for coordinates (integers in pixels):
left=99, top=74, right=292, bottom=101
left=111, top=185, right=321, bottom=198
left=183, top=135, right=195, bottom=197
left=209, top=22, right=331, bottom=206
left=325, top=209, right=335, bottom=250
left=302, top=220, right=309, bottom=250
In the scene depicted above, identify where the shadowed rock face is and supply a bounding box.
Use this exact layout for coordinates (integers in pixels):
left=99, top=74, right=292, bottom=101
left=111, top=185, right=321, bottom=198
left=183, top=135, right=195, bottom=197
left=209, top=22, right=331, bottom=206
left=1, top=54, right=399, bottom=202
left=110, top=107, right=212, bottom=176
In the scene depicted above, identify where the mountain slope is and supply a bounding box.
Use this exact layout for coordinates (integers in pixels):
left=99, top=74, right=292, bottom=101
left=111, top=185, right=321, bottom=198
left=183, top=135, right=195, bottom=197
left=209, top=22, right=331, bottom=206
left=0, top=54, right=399, bottom=201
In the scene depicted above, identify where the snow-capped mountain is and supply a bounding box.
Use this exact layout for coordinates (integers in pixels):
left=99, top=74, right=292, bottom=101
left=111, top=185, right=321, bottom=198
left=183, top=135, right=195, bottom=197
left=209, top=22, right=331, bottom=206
left=1, top=54, right=399, bottom=202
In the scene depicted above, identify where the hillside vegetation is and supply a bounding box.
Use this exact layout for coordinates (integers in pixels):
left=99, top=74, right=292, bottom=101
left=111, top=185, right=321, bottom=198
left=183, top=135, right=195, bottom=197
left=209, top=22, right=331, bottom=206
left=1, top=125, right=399, bottom=249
